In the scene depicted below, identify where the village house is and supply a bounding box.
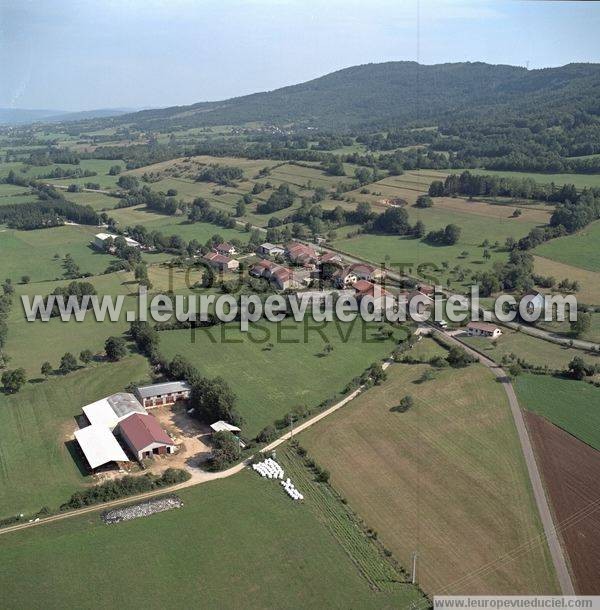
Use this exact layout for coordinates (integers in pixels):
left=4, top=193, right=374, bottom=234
left=214, top=242, right=237, bottom=256
left=250, top=259, right=304, bottom=290
left=333, top=263, right=384, bottom=288
left=257, top=242, right=286, bottom=258
left=203, top=251, right=240, bottom=272
left=320, top=251, right=343, bottom=266
left=135, top=381, right=191, bottom=409
left=118, top=413, right=177, bottom=461
left=285, top=242, right=318, bottom=266
left=352, top=280, right=394, bottom=311
left=467, top=322, right=503, bottom=339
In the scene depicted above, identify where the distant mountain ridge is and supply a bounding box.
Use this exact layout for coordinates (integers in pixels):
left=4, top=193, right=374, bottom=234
left=100, top=61, right=600, bottom=131
left=9, top=61, right=600, bottom=131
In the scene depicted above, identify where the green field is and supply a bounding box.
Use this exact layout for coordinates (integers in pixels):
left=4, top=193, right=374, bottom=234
left=0, top=471, right=422, bottom=609
left=537, top=312, right=600, bottom=344
left=515, top=374, right=600, bottom=451
left=0, top=356, right=150, bottom=519
left=461, top=328, right=595, bottom=370
left=534, top=220, right=600, bottom=272
left=534, top=256, right=600, bottom=305
left=0, top=225, right=113, bottom=282
left=299, top=363, right=558, bottom=594
left=158, top=319, right=403, bottom=438
left=63, top=190, right=122, bottom=211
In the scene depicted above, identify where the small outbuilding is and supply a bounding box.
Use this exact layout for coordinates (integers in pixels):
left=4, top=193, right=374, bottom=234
left=118, top=413, right=176, bottom=461
left=210, top=421, right=241, bottom=434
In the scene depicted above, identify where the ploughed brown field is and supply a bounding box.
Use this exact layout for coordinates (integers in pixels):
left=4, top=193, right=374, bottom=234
left=525, top=411, right=600, bottom=594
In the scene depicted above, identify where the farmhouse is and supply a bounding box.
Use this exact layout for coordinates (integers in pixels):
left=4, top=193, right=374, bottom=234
left=118, top=413, right=176, bottom=461
left=203, top=251, right=240, bottom=271
left=286, top=242, right=318, bottom=265
left=214, top=242, right=237, bottom=256
left=82, top=392, right=146, bottom=431
left=135, top=381, right=191, bottom=409
left=93, top=233, right=141, bottom=251
left=467, top=322, right=503, bottom=338
left=257, top=242, right=285, bottom=258
left=74, top=424, right=130, bottom=470
left=352, top=280, right=394, bottom=310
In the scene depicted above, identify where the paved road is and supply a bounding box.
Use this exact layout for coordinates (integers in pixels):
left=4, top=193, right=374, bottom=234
left=0, top=364, right=388, bottom=538
left=441, top=329, right=576, bottom=595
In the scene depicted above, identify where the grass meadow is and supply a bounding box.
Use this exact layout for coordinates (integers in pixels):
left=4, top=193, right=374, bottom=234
left=0, top=355, right=150, bottom=520
left=461, top=329, right=596, bottom=370
left=0, top=470, right=422, bottom=609
left=158, top=319, right=404, bottom=438
left=534, top=256, right=600, bottom=305
left=534, top=220, right=600, bottom=272
left=515, top=374, right=600, bottom=452
left=300, top=362, right=559, bottom=595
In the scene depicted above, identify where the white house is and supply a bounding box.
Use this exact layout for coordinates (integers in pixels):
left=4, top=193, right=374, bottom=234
left=466, top=322, right=502, bottom=339
left=93, top=233, right=140, bottom=251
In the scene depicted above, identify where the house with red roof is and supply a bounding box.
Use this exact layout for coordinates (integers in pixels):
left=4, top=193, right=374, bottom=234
left=118, top=413, right=176, bottom=461
left=285, top=242, right=318, bottom=265
left=215, top=242, right=237, bottom=256
left=203, top=251, right=239, bottom=271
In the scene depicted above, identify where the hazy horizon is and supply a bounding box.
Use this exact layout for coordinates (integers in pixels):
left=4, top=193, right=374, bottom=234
left=2, top=0, right=600, bottom=112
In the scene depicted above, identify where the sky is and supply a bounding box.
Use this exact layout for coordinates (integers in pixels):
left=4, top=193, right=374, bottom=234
left=1, top=0, right=600, bottom=111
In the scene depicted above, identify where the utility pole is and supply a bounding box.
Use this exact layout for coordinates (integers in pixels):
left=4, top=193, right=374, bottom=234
left=411, top=551, right=418, bottom=585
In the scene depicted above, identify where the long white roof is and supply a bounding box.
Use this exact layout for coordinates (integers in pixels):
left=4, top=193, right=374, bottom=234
left=74, top=425, right=129, bottom=469
left=83, top=393, right=146, bottom=430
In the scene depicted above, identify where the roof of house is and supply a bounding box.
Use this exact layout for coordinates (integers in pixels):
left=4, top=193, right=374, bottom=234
left=349, top=262, right=376, bottom=275
left=352, top=279, right=373, bottom=293
left=136, top=381, right=191, bottom=399
left=259, top=242, right=284, bottom=251
left=216, top=242, right=234, bottom=251
left=272, top=266, right=292, bottom=282
left=204, top=252, right=232, bottom=265
left=74, top=425, right=129, bottom=469
left=467, top=321, right=500, bottom=332
left=83, top=393, right=146, bottom=429
left=119, top=413, right=174, bottom=451
left=286, top=242, right=316, bottom=259
left=320, top=251, right=342, bottom=264
left=210, top=421, right=241, bottom=433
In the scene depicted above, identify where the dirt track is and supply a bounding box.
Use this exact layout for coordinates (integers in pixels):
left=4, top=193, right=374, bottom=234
left=525, top=411, right=600, bottom=594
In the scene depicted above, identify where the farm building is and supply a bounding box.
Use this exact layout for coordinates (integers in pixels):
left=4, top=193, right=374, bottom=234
left=135, top=381, right=191, bottom=408
left=203, top=251, right=240, bottom=271
left=210, top=421, right=241, bottom=433
left=118, top=413, right=176, bottom=461
left=74, top=424, right=130, bottom=470
left=467, top=322, right=503, bottom=338
left=214, top=242, right=237, bottom=256
left=82, top=392, right=146, bottom=431
left=93, top=233, right=141, bottom=251
left=257, top=242, right=285, bottom=258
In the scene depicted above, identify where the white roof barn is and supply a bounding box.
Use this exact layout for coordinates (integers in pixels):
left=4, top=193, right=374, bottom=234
left=74, top=425, right=129, bottom=469
left=82, top=392, right=146, bottom=430
left=210, top=421, right=241, bottom=433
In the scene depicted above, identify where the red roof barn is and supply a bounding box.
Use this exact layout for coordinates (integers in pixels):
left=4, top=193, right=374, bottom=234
left=118, top=413, right=176, bottom=461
